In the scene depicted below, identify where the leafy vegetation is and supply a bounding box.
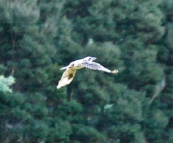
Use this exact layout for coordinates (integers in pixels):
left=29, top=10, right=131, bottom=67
left=0, top=0, right=173, bottom=142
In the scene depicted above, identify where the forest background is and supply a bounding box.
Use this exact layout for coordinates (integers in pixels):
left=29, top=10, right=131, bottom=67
left=1, top=0, right=173, bottom=143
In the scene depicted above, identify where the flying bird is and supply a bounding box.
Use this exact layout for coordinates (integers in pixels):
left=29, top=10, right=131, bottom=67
left=57, top=56, right=118, bottom=89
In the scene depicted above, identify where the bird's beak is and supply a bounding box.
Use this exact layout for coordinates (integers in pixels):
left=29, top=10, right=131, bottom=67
left=92, top=57, right=97, bottom=60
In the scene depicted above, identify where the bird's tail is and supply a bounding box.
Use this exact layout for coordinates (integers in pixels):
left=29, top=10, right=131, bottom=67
left=111, top=69, right=118, bottom=74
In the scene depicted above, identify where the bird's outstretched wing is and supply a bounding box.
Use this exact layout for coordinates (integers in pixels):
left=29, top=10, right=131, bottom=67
left=57, top=68, right=76, bottom=89
left=82, top=61, right=118, bottom=74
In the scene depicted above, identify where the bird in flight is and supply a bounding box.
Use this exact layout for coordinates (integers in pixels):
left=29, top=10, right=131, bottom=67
left=57, top=56, right=118, bottom=89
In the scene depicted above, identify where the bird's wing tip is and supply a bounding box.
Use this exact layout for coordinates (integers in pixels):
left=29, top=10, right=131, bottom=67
left=57, top=85, right=61, bottom=89
left=111, top=69, right=118, bottom=74
left=60, top=67, right=65, bottom=70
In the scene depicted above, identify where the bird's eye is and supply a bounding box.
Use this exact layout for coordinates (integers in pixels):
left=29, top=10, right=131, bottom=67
left=89, top=58, right=91, bottom=60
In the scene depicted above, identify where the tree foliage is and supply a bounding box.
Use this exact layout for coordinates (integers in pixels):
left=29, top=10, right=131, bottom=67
left=0, top=0, right=172, bottom=142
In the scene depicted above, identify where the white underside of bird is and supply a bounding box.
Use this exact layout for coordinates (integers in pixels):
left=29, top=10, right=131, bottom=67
left=57, top=56, right=118, bottom=89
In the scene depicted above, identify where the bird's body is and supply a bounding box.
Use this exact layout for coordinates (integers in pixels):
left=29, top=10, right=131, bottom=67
left=57, top=56, right=118, bottom=89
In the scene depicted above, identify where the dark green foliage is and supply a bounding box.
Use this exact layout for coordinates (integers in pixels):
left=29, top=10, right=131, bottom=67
left=97, top=84, right=143, bottom=142
left=121, top=40, right=164, bottom=91
left=46, top=118, right=72, bottom=143
left=0, top=0, right=172, bottom=142
left=24, top=120, right=49, bottom=142
left=71, top=124, right=107, bottom=143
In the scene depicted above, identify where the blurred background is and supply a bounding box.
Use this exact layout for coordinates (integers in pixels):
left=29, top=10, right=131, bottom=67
left=0, top=0, right=173, bottom=142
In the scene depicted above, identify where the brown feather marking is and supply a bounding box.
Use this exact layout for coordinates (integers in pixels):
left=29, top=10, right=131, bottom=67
left=68, top=73, right=74, bottom=79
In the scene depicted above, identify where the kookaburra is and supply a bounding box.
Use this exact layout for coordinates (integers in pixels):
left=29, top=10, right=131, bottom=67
left=57, top=56, right=118, bottom=89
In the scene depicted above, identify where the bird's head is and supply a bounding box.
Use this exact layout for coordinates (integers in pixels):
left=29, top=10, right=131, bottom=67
left=84, top=56, right=96, bottom=62
left=69, top=62, right=75, bottom=67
